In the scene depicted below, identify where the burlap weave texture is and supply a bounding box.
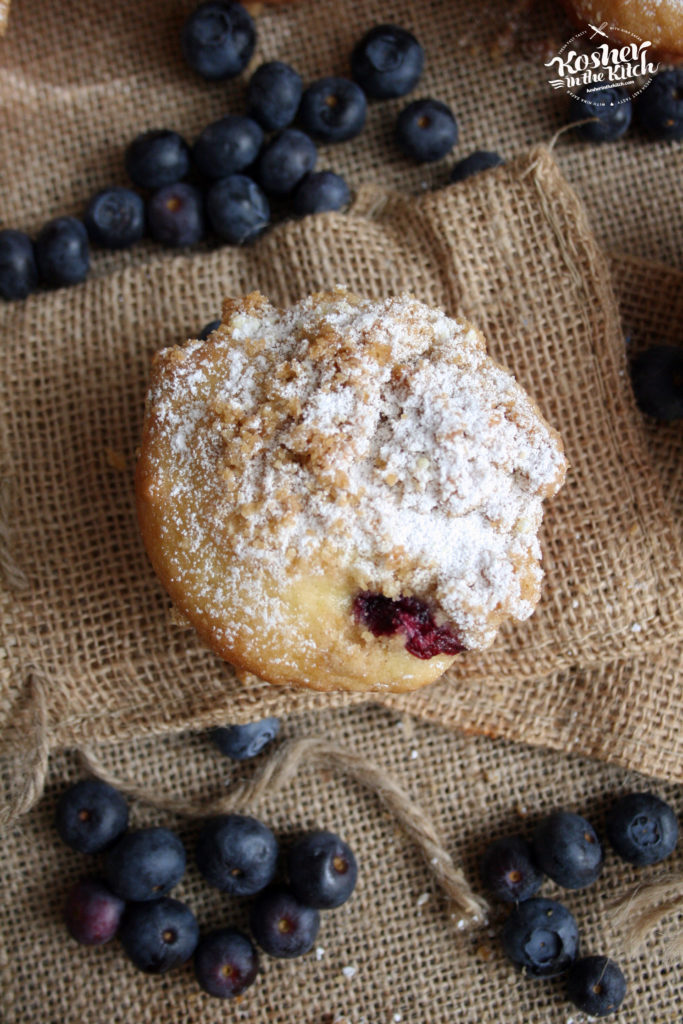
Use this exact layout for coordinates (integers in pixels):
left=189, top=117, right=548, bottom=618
left=1, top=143, right=682, bottom=782
left=1, top=707, right=681, bottom=1024
left=1, top=2, right=682, bottom=1023
left=1, top=0, right=682, bottom=782
left=610, top=252, right=683, bottom=528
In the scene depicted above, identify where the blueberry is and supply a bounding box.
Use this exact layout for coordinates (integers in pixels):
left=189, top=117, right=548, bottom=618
left=249, top=885, right=320, bottom=958
left=287, top=830, right=358, bottom=909
left=0, top=229, right=38, bottom=300
left=181, top=1, right=255, bottom=81
left=636, top=69, right=683, bottom=141
left=353, top=591, right=464, bottom=658
left=449, top=150, right=505, bottom=183
left=255, top=129, right=317, bottom=196
left=119, top=898, right=199, bottom=974
left=84, top=187, right=145, bottom=249
left=630, top=345, right=683, bottom=421
left=292, top=171, right=351, bottom=216
left=298, top=77, right=367, bottom=143
left=395, top=98, right=458, bottom=162
left=192, top=116, right=263, bottom=180
left=194, top=928, right=259, bottom=998
left=104, top=827, right=186, bottom=901
left=531, top=811, right=603, bottom=889
left=206, top=174, right=269, bottom=244
left=64, top=877, right=125, bottom=946
left=501, top=897, right=580, bottom=977
left=147, top=183, right=205, bottom=247
left=197, top=319, right=221, bottom=340
left=211, top=718, right=281, bottom=760
left=55, top=779, right=129, bottom=854
left=351, top=24, right=424, bottom=99
left=125, top=129, right=190, bottom=190
left=569, top=86, right=632, bottom=142
left=196, top=814, right=278, bottom=894
left=606, top=792, right=678, bottom=866
left=566, top=956, right=627, bottom=1017
left=35, top=217, right=90, bottom=288
left=479, top=835, right=543, bottom=903
left=247, top=61, right=303, bottom=132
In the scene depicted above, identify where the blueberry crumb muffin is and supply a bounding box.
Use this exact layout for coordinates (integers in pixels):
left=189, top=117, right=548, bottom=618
left=135, top=287, right=567, bottom=692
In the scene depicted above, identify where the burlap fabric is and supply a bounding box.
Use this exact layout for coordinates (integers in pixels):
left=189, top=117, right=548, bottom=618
left=1, top=1, right=682, bottom=1021
left=0, top=709, right=681, bottom=1024
left=2, top=143, right=682, bottom=772
left=2, top=143, right=683, bottom=778
left=610, top=252, right=683, bottom=527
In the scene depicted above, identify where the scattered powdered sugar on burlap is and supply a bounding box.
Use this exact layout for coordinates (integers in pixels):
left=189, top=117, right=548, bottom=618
left=145, top=289, right=566, bottom=651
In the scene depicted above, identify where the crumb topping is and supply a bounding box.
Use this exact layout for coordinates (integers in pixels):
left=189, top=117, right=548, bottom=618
left=142, top=287, right=566, bottom=651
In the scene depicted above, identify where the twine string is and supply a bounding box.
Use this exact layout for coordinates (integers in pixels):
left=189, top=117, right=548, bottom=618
left=0, top=671, right=50, bottom=829
left=1, top=672, right=488, bottom=926
left=78, top=736, right=489, bottom=926
left=611, top=873, right=683, bottom=962
left=4, top=673, right=682, bottom=951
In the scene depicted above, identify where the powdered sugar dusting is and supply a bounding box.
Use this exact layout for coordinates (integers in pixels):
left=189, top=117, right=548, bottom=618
left=142, top=288, right=566, bottom=659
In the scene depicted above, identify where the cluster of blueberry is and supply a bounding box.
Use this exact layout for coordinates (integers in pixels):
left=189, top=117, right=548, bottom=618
left=479, top=792, right=679, bottom=1017
left=181, top=3, right=466, bottom=164
left=55, top=720, right=357, bottom=1000
left=568, top=69, right=683, bottom=143
left=0, top=3, right=503, bottom=304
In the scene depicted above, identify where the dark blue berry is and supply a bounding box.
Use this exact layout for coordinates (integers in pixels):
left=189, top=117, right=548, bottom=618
left=255, top=129, right=317, bottom=196
left=287, top=830, right=358, bottom=909
left=292, top=171, right=351, bottom=215
left=55, top=779, right=129, bottom=854
left=567, top=956, right=627, bottom=1017
left=104, top=827, right=186, bottom=901
left=0, top=229, right=38, bottom=300
left=353, top=591, right=464, bottom=658
left=211, top=718, right=281, bottom=760
left=35, top=217, right=90, bottom=288
left=192, top=116, right=263, bottom=180
left=569, top=86, right=632, bottom=142
left=247, top=61, right=303, bottom=132
left=532, top=811, right=603, bottom=889
left=194, top=928, right=259, bottom=998
left=196, top=814, right=278, bottom=895
left=630, top=345, right=683, bottom=421
left=125, top=130, right=190, bottom=190
left=64, top=877, right=125, bottom=946
left=298, top=77, right=367, bottom=143
left=119, top=898, right=199, bottom=974
left=501, top=897, right=580, bottom=977
left=351, top=24, right=424, bottom=99
left=636, top=69, right=683, bottom=141
left=147, top=183, right=205, bottom=247
left=395, top=98, right=458, bottom=162
left=206, top=174, right=269, bottom=244
left=249, top=885, right=320, bottom=958
left=181, top=1, right=255, bottom=81
left=450, top=150, right=505, bottom=183
left=198, top=319, right=221, bottom=340
left=606, top=792, right=678, bottom=866
left=84, top=187, right=145, bottom=249
left=479, top=835, right=543, bottom=903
